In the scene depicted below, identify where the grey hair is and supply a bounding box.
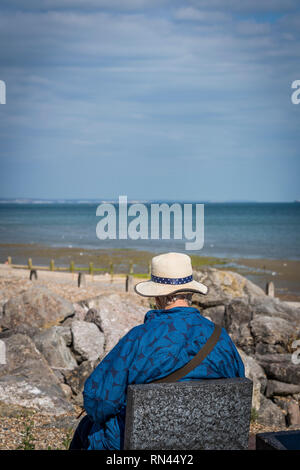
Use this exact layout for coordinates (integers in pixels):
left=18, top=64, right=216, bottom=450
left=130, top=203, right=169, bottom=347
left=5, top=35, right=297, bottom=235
left=155, top=293, right=193, bottom=309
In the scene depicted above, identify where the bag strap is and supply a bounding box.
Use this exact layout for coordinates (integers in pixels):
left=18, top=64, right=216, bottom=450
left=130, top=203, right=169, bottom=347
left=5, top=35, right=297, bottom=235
left=152, top=324, right=222, bottom=384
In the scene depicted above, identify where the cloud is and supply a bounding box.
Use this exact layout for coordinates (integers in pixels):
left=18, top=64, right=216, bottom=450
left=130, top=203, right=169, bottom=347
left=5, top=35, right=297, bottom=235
left=236, top=19, right=271, bottom=35
left=0, top=1, right=299, bottom=200
left=190, top=0, right=299, bottom=13
left=174, top=7, right=231, bottom=23
left=1, top=0, right=172, bottom=11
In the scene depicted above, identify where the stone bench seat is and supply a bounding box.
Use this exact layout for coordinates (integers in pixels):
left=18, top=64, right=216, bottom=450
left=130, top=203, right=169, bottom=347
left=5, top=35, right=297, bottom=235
left=124, top=378, right=253, bottom=450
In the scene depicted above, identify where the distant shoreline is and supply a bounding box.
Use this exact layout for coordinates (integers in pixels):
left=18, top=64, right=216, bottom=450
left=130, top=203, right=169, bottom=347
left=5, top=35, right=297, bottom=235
left=1, top=199, right=299, bottom=203
left=1, top=243, right=299, bottom=301
left=1, top=201, right=299, bottom=260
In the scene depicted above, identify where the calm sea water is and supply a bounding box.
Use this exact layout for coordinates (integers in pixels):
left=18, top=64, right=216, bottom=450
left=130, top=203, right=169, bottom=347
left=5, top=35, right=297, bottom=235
left=0, top=202, right=299, bottom=260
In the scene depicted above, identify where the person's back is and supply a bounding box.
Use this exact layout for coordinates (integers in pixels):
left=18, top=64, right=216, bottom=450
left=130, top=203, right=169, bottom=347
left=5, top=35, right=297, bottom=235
left=71, top=252, right=245, bottom=450
left=83, top=305, right=244, bottom=450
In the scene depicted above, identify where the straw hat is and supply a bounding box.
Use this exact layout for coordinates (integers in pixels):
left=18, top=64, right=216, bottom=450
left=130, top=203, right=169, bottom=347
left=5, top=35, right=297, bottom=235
left=135, top=252, right=208, bottom=297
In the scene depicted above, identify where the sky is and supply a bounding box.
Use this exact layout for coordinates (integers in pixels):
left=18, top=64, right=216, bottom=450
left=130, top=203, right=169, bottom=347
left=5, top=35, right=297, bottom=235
left=0, top=0, right=299, bottom=202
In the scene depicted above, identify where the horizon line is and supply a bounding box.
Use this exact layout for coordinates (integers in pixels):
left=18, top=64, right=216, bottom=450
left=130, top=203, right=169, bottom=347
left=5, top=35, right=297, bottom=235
left=0, top=198, right=299, bottom=204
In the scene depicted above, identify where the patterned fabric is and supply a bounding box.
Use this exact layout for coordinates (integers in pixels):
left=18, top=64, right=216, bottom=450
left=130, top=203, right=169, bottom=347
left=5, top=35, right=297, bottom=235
left=83, top=307, right=245, bottom=450
left=151, top=274, right=193, bottom=284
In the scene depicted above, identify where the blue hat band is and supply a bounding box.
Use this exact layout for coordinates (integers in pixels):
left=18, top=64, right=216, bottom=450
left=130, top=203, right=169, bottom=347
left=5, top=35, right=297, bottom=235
left=151, top=274, right=193, bottom=285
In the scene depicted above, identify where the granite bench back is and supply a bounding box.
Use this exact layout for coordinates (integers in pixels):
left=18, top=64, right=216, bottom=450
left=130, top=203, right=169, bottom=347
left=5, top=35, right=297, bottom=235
left=124, top=378, right=253, bottom=450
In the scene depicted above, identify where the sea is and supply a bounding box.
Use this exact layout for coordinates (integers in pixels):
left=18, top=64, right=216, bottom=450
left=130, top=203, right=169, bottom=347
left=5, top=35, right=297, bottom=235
left=0, top=201, right=300, bottom=260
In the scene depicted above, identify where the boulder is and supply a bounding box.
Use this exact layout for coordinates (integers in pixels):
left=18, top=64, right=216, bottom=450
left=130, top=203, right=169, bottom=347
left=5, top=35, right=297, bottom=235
left=256, top=394, right=286, bottom=428
left=200, top=305, right=225, bottom=327
left=224, top=299, right=254, bottom=354
left=238, top=349, right=267, bottom=411
left=72, top=302, right=88, bottom=322
left=33, top=326, right=77, bottom=370
left=80, top=293, right=145, bottom=353
left=292, top=392, right=300, bottom=402
left=250, top=316, right=296, bottom=354
left=273, top=396, right=289, bottom=413
left=219, top=294, right=300, bottom=355
left=256, top=354, right=300, bottom=385
left=224, top=298, right=252, bottom=328
left=52, top=368, right=66, bottom=383
left=254, top=343, right=285, bottom=355
left=0, top=290, right=8, bottom=316
left=59, top=325, right=72, bottom=346
left=0, top=324, right=41, bottom=340
left=0, top=400, right=35, bottom=418
left=60, top=383, right=73, bottom=400
left=71, top=321, right=105, bottom=362
left=250, top=296, right=300, bottom=325
left=1, top=286, right=75, bottom=330
left=0, top=334, right=73, bottom=415
left=63, top=360, right=95, bottom=405
left=286, top=400, right=300, bottom=427
left=84, top=308, right=103, bottom=331
left=266, top=380, right=300, bottom=398
left=193, top=268, right=265, bottom=307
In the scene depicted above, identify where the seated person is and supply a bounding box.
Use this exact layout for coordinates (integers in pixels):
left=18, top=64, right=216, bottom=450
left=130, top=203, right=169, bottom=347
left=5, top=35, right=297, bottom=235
left=69, top=252, right=245, bottom=450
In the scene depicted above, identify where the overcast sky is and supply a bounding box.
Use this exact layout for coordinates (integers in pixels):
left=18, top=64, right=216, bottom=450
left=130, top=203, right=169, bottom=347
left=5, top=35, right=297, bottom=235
left=0, top=0, right=299, bottom=201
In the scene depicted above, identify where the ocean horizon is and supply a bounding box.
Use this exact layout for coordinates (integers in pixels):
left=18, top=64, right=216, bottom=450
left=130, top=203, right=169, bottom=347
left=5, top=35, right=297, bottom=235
left=0, top=201, right=300, bottom=261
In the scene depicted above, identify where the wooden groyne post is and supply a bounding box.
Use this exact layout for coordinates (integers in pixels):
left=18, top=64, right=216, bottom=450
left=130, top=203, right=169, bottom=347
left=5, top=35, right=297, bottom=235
left=89, top=262, right=94, bottom=281
left=125, top=275, right=134, bottom=292
left=78, top=272, right=86, bottom=288
left=110, top=262, right=114, bottom=283
left=30, top=269, right=38, bottom=281
left=129, top=260, right=134, bottom=275
left=266, top=281, right=275, bottom=297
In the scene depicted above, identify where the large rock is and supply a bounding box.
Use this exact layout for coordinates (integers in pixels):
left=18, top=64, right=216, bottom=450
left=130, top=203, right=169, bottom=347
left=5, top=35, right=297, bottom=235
left=0, top=400, right=35, bottom=418
left=78, top=293, right=145, bottom=354
left=256, top=394, right=286, bottom=427
left=63, top=360, right=95, bottom=405
left=71, top=321, right=105, bottom=362
left=238, top=349, right=267, bottom=411
left=266, top=380, right=300, bottom=398
left=0, top=324, right=41, bottom=340
left=0, top=290, right=8, bottom=315
left=286, top=400, right=300, bottom=427
left=84, top=308, right=103, bottom=331
left=250, top=316, right=296, bottom=354
left=1, top=286, right=75, bottom=330
left=0, top=334, right=73, bottom=415
left=217, top=294, right=300, bottom=355
left=273, top=396, right=290, bottom=414
left=33, top=326, right=77, bottom=370
left=250, top=296, right=300, bottom=325
left=256, top=354, right=300, bottom=385
left=200, top=305, right=225, bottom=327
left=224, top=299, right=254, bottom=354
left=193, top=268, right=265, bottom=307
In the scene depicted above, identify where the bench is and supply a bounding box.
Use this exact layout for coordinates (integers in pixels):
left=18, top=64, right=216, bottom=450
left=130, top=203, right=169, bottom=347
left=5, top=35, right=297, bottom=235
left=124, top=378, right=253, bottom=450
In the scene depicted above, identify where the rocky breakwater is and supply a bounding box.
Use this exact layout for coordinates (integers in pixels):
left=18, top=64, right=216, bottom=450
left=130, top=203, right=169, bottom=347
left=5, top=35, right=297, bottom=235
left=193, top=268, right=300, bottom=428
left=0, top=270, right=300, bottom=431
left=0, top=284, right=146, bottom=415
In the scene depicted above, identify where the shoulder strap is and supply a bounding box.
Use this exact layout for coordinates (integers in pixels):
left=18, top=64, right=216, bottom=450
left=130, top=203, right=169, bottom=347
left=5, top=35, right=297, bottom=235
left=152, top=324, right=222, bottom=384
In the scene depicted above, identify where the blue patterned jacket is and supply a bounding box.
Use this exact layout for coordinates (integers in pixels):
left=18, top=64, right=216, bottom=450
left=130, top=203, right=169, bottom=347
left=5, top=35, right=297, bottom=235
left=83, top=306, right=245, bottom=450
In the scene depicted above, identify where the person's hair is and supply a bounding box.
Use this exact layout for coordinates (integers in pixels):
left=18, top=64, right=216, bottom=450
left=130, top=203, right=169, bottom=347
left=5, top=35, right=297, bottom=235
left=155, top=293, right=193, bottom=309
